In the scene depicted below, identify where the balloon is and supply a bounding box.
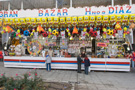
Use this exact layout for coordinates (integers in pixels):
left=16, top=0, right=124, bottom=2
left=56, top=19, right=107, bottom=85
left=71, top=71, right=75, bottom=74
left=42, top=32, right=48, bottom=37
left=123, top=27, right=127, bottom=31
left=23, top=30, right=30, bottom=36
left=17, top=29, right=20, bottom=33
left=83, top=28, right=87, bottom=32
left=48, top=28, right=52, bottom=32
left=103, top=28, right=107, bottom=32
left=107, top=29, right=113, bottom=35
left=68, top=32, right=71, bottom=36
left=115, top=22, right=122, bottom=30
left=52, top=30, right=59, bottom=36
left=66, top=28, right=69, bottom=32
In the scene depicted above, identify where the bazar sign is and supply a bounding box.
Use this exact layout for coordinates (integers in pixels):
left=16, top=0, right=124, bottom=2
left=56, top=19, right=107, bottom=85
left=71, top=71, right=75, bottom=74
left=0, top=5, right=135, bottom=18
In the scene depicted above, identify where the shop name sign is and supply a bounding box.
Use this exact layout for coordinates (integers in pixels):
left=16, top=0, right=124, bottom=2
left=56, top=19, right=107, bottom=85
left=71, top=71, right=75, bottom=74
left=0, top=5, right=135, bottom=18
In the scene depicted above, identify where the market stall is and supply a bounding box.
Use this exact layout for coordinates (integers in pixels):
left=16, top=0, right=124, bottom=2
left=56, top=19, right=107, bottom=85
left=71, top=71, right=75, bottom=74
left=1, top=4, right=135, bottom=71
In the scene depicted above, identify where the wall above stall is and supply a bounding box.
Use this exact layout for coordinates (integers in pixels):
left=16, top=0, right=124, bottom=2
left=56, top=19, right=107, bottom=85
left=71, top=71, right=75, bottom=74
left=0, top=4, right=135, bottom=18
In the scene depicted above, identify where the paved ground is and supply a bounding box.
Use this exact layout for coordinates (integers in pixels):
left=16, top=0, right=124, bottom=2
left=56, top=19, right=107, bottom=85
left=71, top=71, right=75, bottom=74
left=0, top=62, right=135, bottom=90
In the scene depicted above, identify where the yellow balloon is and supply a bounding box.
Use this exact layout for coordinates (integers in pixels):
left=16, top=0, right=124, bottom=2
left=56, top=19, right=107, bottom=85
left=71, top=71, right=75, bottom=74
left=31, top=33, right=33, bottom=36
left=18, top=35, right=21, bottom=38
left=33, top=30, right=35, bottom=32
left=17, top=29, right=20, bottom=33
left=103, top=28, right=107, bottom=32
left=48, top=28, right=52, bottom=32
left=83, top=28, right=87, bottom=32
left=68, top=32, right=71, bottom=36
left=3, top=27, right=6, bottom=30
left=123, top=27, right=127, bottom=31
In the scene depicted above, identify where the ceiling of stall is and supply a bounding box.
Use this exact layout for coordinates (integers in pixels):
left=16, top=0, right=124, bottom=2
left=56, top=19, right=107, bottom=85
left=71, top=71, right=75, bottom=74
left=0, top=0, right=133, bottom=10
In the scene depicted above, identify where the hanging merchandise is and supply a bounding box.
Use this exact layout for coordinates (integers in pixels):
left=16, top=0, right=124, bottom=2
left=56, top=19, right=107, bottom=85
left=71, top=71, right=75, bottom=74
left=96, top=30, right=100, bottom=39
left=20, top=18, right=26, bottom=25
left=25, top=17, right=31, bottom=25
left=41, top=17, right=48, bottom=27
left=16, top=29, right=21, bottom=38
left=72, top=17, right=78, bottom=26
left=48, top=17, right=54, bottom=27
left=14, top=18, right=20, bottom=26
left=81, top=28, right=87, bottom=39
left=72, top=26, right=78, bottom=35
left=66, top=17, right=72, bottom=27
left=129, top=14, right=135, bottom=23
left=4, top=18, right=9, bottom=25
left=102, top=28, right=107, bottom=39
left=115, top=22, right=122, bottom=30
left=116, top=15, right=122, bottom=24
left=122, top=14, right=129, bottom=25
left=37, top=25, right=45, bottom=33
left=52, top=29, right=59, bottom=36
left=103, top=15, right=109, bottom=26
left=36, top=17, right=42, bottom=25
left=53, top=17, right=59, bottom=28
left=60, top=17, right=66, bottom=28
left=107, top=29, right=113, bottom=35
left=61, top=30, right=65, bottom=39
left=48, top=28, right=52, bottom=38
left=110, top=14, right=116, bottom=26
left=9, top=18, right=15, bottom=26
left=96, top=15, right=102, bottom=25
left=78, top=16, right=84, bottom=26
left=23, top=30, right=30, bottom=36
left=90, top=30, right=97, bottom=37
left=42, top=31, right=48, bottom=37
left=70, top=36, right=73, bottom=40
left=84, top=16, right=89, bottom=26
left=89, top=16, right=95, bottom=26
left=31, top=18, right=36, bottom=27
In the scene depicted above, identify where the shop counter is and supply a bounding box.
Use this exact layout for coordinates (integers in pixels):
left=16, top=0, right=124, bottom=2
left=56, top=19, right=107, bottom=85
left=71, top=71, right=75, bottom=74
left=4, top=56, right=130, bottom=72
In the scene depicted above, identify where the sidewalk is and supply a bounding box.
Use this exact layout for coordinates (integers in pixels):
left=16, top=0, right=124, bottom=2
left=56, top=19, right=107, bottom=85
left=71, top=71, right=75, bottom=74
left=0, top=62, right=135, bottom=90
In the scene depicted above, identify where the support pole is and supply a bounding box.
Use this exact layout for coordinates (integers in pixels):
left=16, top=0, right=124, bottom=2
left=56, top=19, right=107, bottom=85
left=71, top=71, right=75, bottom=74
left=111, top=0, right=114, bottom=6
left=70, top=0, right=72, bottom=7
left=21, top=1, right=23, bottom=10
left=129, top=0, right=132, bottom=5
left=56, top=0, right=58, bottom=8
left=8, top=2, right=10, bottom=11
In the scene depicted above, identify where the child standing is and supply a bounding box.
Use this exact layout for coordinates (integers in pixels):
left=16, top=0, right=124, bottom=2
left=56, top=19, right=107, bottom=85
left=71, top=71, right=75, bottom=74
left=45, top=51, right=52, bottom=71
left=84, top=55, right=90, bottom=75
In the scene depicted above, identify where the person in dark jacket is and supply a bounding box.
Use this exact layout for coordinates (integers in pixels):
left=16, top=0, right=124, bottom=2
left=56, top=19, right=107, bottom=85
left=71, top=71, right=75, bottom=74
left=84, top=55, right=90, bottom=75
left=77, top=54, right=83, bottom=73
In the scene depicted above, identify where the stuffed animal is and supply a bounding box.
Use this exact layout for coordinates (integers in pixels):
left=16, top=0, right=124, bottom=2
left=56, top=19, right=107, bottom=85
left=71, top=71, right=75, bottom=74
left=42, top=31, right=48, bottom=37
left=52, top=29, right=59, bottom=36
left=90, top=31, right=97, bottom=37
left=107, top=29, right=113, bottom=35
left=23, top=30, right=30, bottom=36
left=72, top=26, right=78, bottom=34
left=115, top=22, right=122, bottom=30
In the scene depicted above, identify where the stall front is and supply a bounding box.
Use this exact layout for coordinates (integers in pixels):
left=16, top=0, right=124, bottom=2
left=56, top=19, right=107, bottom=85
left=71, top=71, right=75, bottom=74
left=1, top=5, right=135, bottom=72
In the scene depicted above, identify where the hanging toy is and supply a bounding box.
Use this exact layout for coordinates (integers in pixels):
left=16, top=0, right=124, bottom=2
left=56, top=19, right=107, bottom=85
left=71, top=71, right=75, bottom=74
left=42, top=31, right=48, bottom=37
left=89, top=28, right=93, bottom=34
left=72, top=26, right=78, bottom=35
left=113, top=29, right=117, bottom=36
left=83, top=27, right=87, bottom=32
left=90, top=31, right=97, bottom=37
left=37, top=25, right=45, bottom=33
left=102, top=28, right=107, bottom=38
left=52, top=29, right=59, bottom=36
left=48, top=28, right=52, bottom=38
left=23, top=30, right=30, bottom=36
left=115, top=22, right=122, bottom=30
left=70, top=36, right=73, bottom=40
left=66, top=28, right=70, bottom=32
left=68, top=32, right=71, bottom=37
left=107, top=29, right=113, bottom=35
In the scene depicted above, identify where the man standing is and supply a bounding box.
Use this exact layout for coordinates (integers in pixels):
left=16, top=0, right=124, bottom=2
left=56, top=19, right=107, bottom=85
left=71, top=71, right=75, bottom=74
left=77, top=54, right=83, bottom=73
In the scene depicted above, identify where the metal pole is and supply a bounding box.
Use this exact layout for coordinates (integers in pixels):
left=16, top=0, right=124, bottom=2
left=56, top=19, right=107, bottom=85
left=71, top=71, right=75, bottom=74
left=111, top=0, right=114, bottom=6
left=21, top=1, right=23, bottom=10
left=70, top=0, right=72, bottom=7
left=56, top=0, right=58, bottom=8
left=129, top=0, right=132, bottom=5
left=8, top=2, right=10, bottom=11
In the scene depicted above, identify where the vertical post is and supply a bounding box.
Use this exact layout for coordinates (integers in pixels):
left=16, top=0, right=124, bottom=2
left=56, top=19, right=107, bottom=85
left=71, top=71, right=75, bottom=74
left=21, top=1, right=23, bottom=10
left=8, top=2, right=10, bottom=11
left=111, top=0, right=114, bottom=6
left=129, top=0, right=132, bottom=5
left=70, top=0, right=72, bottom=7
left=56, top=0, right=58, bottom=8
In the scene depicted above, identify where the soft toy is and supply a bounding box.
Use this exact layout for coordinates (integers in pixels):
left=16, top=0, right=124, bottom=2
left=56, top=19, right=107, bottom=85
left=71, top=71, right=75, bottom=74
left=37, top=25, right=44, bottom=33
left=107, top=29, right=113, bottom=35
left=115, top=22, right=122, bottom=30
left=83, top=28, right=87, bottom=32
left=102, top=28, right=107, bottom=38
left=23, top=30, right=30, bottom=36
left=90, top=31, right=97, bottom=37
left=89, top=28, right=93, bottom=34
left=52, top=29, right=59, bottom=36
left=113, top=29, right=117, bottom=36
left=72, top=26, right=78, bottom=34
left=70, top=36, right=73, bottom=40
left=48, top=28, right=52, bottom=38
left=42, top=31, right=48, bottom=37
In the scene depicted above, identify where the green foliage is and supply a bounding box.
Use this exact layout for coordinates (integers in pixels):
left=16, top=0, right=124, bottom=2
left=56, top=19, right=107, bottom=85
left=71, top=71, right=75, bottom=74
left=0, top=69, right=45, bottom=90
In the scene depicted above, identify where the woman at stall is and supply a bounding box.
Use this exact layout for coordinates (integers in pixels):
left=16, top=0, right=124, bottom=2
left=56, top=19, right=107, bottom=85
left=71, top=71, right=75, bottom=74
left=84, top=55, right=90, bottom=75
left=45, top=51, right=52, bottom=71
